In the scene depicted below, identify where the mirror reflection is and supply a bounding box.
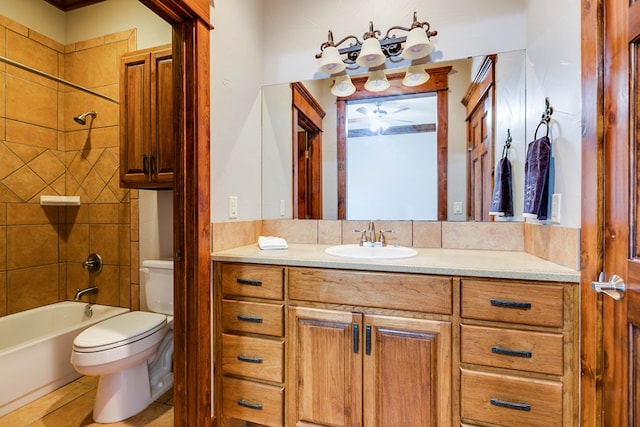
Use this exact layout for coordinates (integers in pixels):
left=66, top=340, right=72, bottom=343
left=262, top=50, right=526, bottom=221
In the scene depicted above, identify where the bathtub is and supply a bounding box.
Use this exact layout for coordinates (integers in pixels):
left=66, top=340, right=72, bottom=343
left=0, top=301, right=129, bottom=417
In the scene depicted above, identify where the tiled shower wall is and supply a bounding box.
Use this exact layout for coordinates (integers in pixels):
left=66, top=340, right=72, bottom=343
left=0, top=16, right=139, bottom=315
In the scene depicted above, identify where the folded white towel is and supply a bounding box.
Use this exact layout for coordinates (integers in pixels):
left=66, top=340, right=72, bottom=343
left=258, top=236, right=288, bottom=250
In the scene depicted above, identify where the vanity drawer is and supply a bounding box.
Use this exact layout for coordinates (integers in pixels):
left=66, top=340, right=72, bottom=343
left=221, top=264, right=284, bottom=300
left=460, top=369, right=563, bottom=426
left=222, top=299, right=284, bottom=336
left=461, top=280, right=564, bottom=327
left=222, top=334, right=284, bottom=383
left=289, top=267, right=452, bottom=314
left=461, top=324, right=563, bottom=375
left=222, top=376, right=284, bottom=427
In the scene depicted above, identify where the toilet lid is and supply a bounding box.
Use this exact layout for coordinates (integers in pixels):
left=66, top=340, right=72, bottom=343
left=74, top=311, right=167, bottom=352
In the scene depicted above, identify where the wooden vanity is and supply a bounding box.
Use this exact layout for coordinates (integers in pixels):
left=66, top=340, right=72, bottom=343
left=212, top=244, right=579, bottom=426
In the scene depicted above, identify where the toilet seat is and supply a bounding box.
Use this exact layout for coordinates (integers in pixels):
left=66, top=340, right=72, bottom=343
left=74, top=311, right=167, bottom=353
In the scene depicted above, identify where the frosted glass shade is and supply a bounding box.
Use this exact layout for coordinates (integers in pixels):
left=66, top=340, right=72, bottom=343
left=364, top=70, right=390, bottom=92
left=331, top=74, right=356, bottom=97
left=400, top=27, right=434, bottom=60
left=318, top=46, right=346, bottom=74
left=402, top=65, right=430, bottom=87
left=356, top=37, right=386, bottom=68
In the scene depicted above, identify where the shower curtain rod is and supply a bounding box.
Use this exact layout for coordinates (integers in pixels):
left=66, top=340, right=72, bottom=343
left=0, top=55, right=119, bottom=104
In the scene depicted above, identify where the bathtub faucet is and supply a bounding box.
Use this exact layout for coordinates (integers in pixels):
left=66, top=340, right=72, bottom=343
left=83, top=253, right=103, bottom=273
left=74, top=286, right=98, bottom=301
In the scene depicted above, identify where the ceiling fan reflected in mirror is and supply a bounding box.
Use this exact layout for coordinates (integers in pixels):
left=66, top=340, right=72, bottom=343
left=350, top=101, right=411, bottom=132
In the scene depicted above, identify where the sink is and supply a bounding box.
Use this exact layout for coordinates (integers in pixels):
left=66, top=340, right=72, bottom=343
left=324, top=244, right=418, bottom=260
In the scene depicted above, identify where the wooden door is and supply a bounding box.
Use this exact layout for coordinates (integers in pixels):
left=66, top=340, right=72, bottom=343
left=596, top=0, right=640, bottom=425
left=287, top=307, right=362, bottom=426
left=362, top=315, right=451, bottom=427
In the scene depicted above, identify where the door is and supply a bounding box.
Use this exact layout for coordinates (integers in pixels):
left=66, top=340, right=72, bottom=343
left=592, top=0, right=640, bottom=425
left=467, top=98, right=493, bottom=221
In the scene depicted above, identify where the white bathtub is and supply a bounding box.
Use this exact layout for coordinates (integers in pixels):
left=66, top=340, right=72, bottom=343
left=0, top=301, right=129, bottom=417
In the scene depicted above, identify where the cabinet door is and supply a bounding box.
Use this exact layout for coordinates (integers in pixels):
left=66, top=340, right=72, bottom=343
left=363, top=315, right=452, bottom=427
left=150, top=48, right=174, bottom=185
left=288, top=307, right=362, bottom=426
left=120, top=51, right=150, bottom=186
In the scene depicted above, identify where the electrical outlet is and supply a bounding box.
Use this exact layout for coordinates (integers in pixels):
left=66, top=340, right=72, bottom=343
left=453, top=201, right=463, bottom=214
left=279, top=199, right=286, bottom=216
left=229, top=196, right=238, bottom=219
left=550, top=193, right=561, bottom=223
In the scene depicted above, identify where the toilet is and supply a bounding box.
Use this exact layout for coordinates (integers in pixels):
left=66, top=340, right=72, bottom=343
left=70, top=259, right=174, bottom=423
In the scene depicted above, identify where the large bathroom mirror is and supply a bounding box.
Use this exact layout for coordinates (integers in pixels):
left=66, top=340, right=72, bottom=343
left=262, top=50, right=527, bottom=221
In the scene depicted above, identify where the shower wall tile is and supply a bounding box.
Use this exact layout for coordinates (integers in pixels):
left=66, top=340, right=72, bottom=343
left=0, top=15, right=139, bottom=316
left=7, top=225, right=59, bottom=270
left=7, top=265, right=59, bottom=314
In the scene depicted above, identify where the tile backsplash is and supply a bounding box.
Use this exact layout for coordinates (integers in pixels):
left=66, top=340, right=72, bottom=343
left=212, top=219, right=580, bottom=270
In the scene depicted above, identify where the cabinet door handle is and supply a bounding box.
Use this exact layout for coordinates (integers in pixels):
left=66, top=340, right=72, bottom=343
left=365, top=324, right=372, bottom=355
left=237, top=399, right=263, bottom=410
left=491, top=346, right=532, bottom=358
left=237, top=314, right=263, bottom=323
left=237, top=355, right=263, bottom=364
left=353, top=323, right=359, bottom=354
left=490, top=398, right=531, bottom=412
left=142, top=154, right=149, bottom=174
left=149, top=154, right=157, bottom=175
left=236, top=278, right=262, bottom=286
left=490, top=299, right=532, bottom=310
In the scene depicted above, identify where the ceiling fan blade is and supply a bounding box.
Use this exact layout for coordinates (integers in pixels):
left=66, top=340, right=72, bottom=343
left=388, top=107, right=410, bottom=116
left=356, top=106, right=370, bottom=116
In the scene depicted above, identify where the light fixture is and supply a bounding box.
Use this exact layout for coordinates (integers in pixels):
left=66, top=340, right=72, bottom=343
left=317, top=32, right=346, bottom=74
left=331, top=74, right=356, bottom=97
left=315, top=11, right=438, bottom=72
left=364, top=70, right=390, bottom=92
left=402, top=65, right=430, bottom=87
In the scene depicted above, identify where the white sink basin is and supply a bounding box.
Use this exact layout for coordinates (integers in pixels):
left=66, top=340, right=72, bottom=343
left=324, top=244, right=418, bottom=260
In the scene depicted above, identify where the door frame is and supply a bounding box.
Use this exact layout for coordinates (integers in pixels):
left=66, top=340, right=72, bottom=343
left=581, top=0, right=611, bottom=425
left=139, top=1, right=212, bottom=425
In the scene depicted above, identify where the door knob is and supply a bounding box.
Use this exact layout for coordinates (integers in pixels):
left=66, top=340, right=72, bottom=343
left=591, top=272, right=626, bottom=300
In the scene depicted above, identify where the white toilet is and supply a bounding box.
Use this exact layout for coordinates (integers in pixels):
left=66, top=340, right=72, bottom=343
left=70, top=259, right=174, bottom=423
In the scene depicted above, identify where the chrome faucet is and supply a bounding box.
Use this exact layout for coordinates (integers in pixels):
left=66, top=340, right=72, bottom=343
left=354, top=221, right=392, bottom=246
left=82, top=253, right=103, bottom=273
left=74, top=286, right=98, bottom=301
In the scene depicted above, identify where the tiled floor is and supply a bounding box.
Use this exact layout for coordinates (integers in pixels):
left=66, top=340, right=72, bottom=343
left=0, top=376, right=173, bottom=426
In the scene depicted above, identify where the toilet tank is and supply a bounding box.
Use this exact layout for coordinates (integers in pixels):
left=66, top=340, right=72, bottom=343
left=141, top=259, right=174, bottom=315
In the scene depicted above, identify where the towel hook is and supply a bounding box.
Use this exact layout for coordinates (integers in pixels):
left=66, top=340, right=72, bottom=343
left=534, top=97, right=553, bottom=139
left=502, top=129, right=512, bottom=158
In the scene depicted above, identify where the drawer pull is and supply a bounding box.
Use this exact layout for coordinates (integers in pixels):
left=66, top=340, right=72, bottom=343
left=353, top=323, right=359, bottom=354
left=365, top=324, right=372, bottom=355
left=237, top=314, right=263, bottom=323
left=237, top=399, right=263, bottom=410
left=491, top=346, right=532, bottom=358
left=237, top=278, right=262, bottom=286
left=490, top=398, right=531, bottom=412
left=490, top=299, right=532, bottom=310
left=237, top=355, right=263, bottom=364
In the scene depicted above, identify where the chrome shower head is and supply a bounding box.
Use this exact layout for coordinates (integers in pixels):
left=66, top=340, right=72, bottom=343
left=74, top=111, right=97, bottom=125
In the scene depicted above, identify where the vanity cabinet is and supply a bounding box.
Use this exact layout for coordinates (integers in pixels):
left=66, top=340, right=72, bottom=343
left=119, top=45, right=174, bottom=188
left=215, top=263, right=285, bottom=427
left=287, top=267, right=452, bottom=427
left=459, top=279, right=578, bottom=426
left=213, top=260, right=577, bottom=427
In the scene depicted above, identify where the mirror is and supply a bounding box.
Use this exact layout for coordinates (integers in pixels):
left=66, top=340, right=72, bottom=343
left=262, top=50, right=527, bottom=221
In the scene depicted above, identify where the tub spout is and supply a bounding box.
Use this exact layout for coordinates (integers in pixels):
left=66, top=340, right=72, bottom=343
left=74, top=286, right=98, bottom=301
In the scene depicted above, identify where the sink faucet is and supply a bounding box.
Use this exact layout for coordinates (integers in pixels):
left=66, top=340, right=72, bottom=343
left=74, top=286, right=98, bottom=301
left=354, top=221, right=392, bottom=246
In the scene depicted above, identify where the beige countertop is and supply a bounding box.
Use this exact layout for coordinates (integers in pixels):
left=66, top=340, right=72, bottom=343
left=211, top=243, right=580, bottom=283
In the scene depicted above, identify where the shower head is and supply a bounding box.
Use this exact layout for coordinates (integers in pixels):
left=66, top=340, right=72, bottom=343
left=73, top=111, right=97, bottom=125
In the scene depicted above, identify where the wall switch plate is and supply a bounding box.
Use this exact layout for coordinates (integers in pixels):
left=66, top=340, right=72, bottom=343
left=550, top=193, right=561, bottom=223
left=453, top=201, right=463, bottom=214
left=229, top=196, right=238, bottom=219
left=279, top=199, right=286, bottom=216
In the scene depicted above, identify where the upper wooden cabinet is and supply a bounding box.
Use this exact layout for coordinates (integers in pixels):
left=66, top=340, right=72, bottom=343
left=119, top=45, right=174, bottom=189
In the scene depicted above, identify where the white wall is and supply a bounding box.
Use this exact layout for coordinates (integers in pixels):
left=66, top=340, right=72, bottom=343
left=210, top=0, right=264, bottom=221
